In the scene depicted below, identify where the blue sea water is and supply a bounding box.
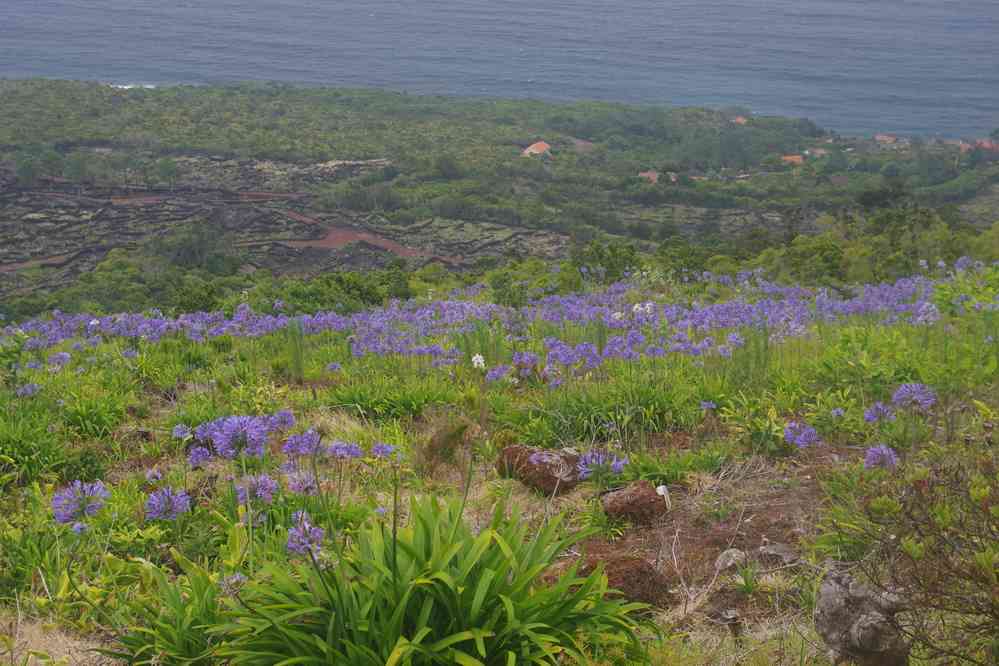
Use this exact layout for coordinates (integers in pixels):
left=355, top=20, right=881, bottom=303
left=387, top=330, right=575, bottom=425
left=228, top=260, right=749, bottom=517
left=1, top=0, right=997, bottom=137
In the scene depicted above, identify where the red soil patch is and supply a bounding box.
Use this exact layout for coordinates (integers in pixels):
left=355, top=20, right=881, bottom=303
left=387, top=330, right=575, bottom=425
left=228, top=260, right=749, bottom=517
left=0, top=253, right=75, bottom=272
left=110, top=195, right=167, bottom=206
left=238, top=191, right=307, bottom=202
left=281, top=210, right=323, bottom=225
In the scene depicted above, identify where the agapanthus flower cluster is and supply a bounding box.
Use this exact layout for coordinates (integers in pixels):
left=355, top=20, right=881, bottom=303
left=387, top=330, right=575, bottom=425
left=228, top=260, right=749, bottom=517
left=864, top=402, right=896, bottom=423
left=15, top=383, right=40, bottom=398
left=485, top=364, right=512, bottom=383
left=371, top=442, right=397, bottom=459
left=328, top=441, right=364, bottom=460
left=286, top=471, right=320, bottom=496
left=864, top=444, right=900, bottom=470
left=190, top=411, right=295, bottom=460
left=52, top=480, right=110, bottom=532
left=145, top=487, right=191, bottom=521
left=220, top=572, right=248, bottom=596
left=236, top=474, right=279, bottom=505
left=577, top=450, right=629, bottom=480
left=282, top=429, right=323, bottom=458
left=287, top=511, right=325, bottom=556
left=784, top=420, right=820, bottom=448
left=188, top=446, right=213, bottom=468
left=891, top=383, right=937, bottom=412
left=48, top=351, right=71, bottom=368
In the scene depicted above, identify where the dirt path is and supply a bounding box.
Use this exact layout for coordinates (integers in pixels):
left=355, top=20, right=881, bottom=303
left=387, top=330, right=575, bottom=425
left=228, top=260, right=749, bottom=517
left=1, top=615, right=113, bottom=665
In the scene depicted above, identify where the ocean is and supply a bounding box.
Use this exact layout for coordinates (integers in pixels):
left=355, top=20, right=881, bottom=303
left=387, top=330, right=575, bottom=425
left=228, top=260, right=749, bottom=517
left=1, top=0, right=997, bottom=137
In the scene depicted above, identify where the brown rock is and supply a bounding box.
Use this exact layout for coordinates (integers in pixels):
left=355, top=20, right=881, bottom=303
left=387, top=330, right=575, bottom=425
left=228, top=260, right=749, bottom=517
left=497, top=445, right=578, bottom=496
left=600, top=480, right=668, bottom=524
left=581, top=555, right=673, bottom=607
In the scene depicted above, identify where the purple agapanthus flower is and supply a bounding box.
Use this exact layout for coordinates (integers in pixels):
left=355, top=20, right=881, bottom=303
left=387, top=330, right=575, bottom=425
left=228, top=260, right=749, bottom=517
left=485, top=364, right=512, bottom=383
left=577, top=450, right=629, bottom=480
left=864, top=444, right=900, bottom=470
left=287, top=511, right=324, bottom=556
left=145, top=468, right=163, bottom=484
left=371, top=442, right=396, bottom=459
left=891, top=383, right=937, bottom=412
left=784, top=420, right=820, bottom=448
left=48, top=352, right=71, bottom=367
left=145, top=487, right=191, bottom=521
left=328, top=441, right=364, bottom=460
left=700, top=400, right=717, bottom=411
left=864, top=402, right=896, bottom=423
left=15, top=383, right=40, bottom=398
left=172, top=424, right=192, bottom=440
left=122, top=349, right=138, bottom=359
left=269, top=410, right=296, bottom=432
left=236, top=474, right=279, bottom=505
left=214, top=416, right=271, bottom=458
left=221, top=572, right=248, bottom=596
left=52, top=480, right=110, bottom=526
left=282, top=429, right=322, bottom=457
left=325, top=362, right=342, bottom=372
left=286, top=471, right=320, bottom=496
left=830, top=408, right=846, bottom=418
left=188, top=446, right=213, bottom=468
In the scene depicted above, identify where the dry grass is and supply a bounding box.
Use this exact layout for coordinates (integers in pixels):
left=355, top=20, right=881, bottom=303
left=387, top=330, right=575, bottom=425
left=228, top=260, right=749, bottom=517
left=1, top=611, right=112, bottom=665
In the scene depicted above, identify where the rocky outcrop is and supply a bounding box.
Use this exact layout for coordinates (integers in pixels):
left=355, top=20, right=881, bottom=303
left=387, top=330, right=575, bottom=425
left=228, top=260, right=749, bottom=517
left=496, top=445, right=578, bottom=496
left=814, top=569, right=909, bottom=666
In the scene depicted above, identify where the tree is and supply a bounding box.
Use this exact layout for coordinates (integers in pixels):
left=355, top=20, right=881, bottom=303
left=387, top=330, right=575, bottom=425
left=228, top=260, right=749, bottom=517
left=156, top=158, right=179, bottom=190
left=63, top=152, right=92, bottom=187
left=434, top=154, right=463, bottom=180
left=14, top=154, right=39, bottom=187
left=38, top=149, right=64, bottom=177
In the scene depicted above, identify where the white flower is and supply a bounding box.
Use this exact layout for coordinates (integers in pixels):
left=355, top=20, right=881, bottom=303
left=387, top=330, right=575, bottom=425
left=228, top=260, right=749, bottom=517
left=89, top=319, right=100, bottom=327
left=611, top=311, right=625, bottom=321
left=471, top=354, right=485, bottom=369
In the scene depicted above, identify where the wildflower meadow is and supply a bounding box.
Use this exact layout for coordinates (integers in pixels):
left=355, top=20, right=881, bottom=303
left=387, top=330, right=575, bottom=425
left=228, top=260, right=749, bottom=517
left=1, top=260, right=997, bottom=664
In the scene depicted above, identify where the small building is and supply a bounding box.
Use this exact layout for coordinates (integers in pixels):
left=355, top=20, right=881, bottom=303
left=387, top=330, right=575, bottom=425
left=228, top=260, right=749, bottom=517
left=782, top=154, right=805, bottom=166
left=666, top=171, right=679, bottom=183
left=829, top=175, right=850, bottom=187
left=976, top=139, right=999, bottom=152
left=638, top=170, right=660, bottom=184
left=522, top=141, right=552, bottom=157
left=874, top=134, right=897, bottom=145
left=806, top=148, right=829, bottom=157
left=732, top=115, right=749, bottom=125
left=735, top=173, right=751, bottom=180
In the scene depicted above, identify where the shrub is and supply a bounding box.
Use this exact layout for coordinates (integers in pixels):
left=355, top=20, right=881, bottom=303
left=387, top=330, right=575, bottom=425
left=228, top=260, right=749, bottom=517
left=816, top=431, right=999, bottom=664
left=214, top=497, right=649, bottom=664
left=111, top=551, right=222, bottom=665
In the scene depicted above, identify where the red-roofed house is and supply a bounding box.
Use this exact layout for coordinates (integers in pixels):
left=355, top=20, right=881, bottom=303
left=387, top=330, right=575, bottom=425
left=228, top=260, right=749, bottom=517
left=976, top=139, right=999, bottom=152
left=732, top=115, right=749, bottom=125
left=782, top=154, right=805, bottom=166
left=522, top=141, right=552, bottom=157
left=638, top=170, right=660, bottom=184
left=874, top=134, right=897, bottom=144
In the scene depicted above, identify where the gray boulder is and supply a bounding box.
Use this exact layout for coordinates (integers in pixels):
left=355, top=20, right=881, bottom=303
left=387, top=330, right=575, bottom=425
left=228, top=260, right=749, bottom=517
left=814, top=569, right=909, bottom=666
